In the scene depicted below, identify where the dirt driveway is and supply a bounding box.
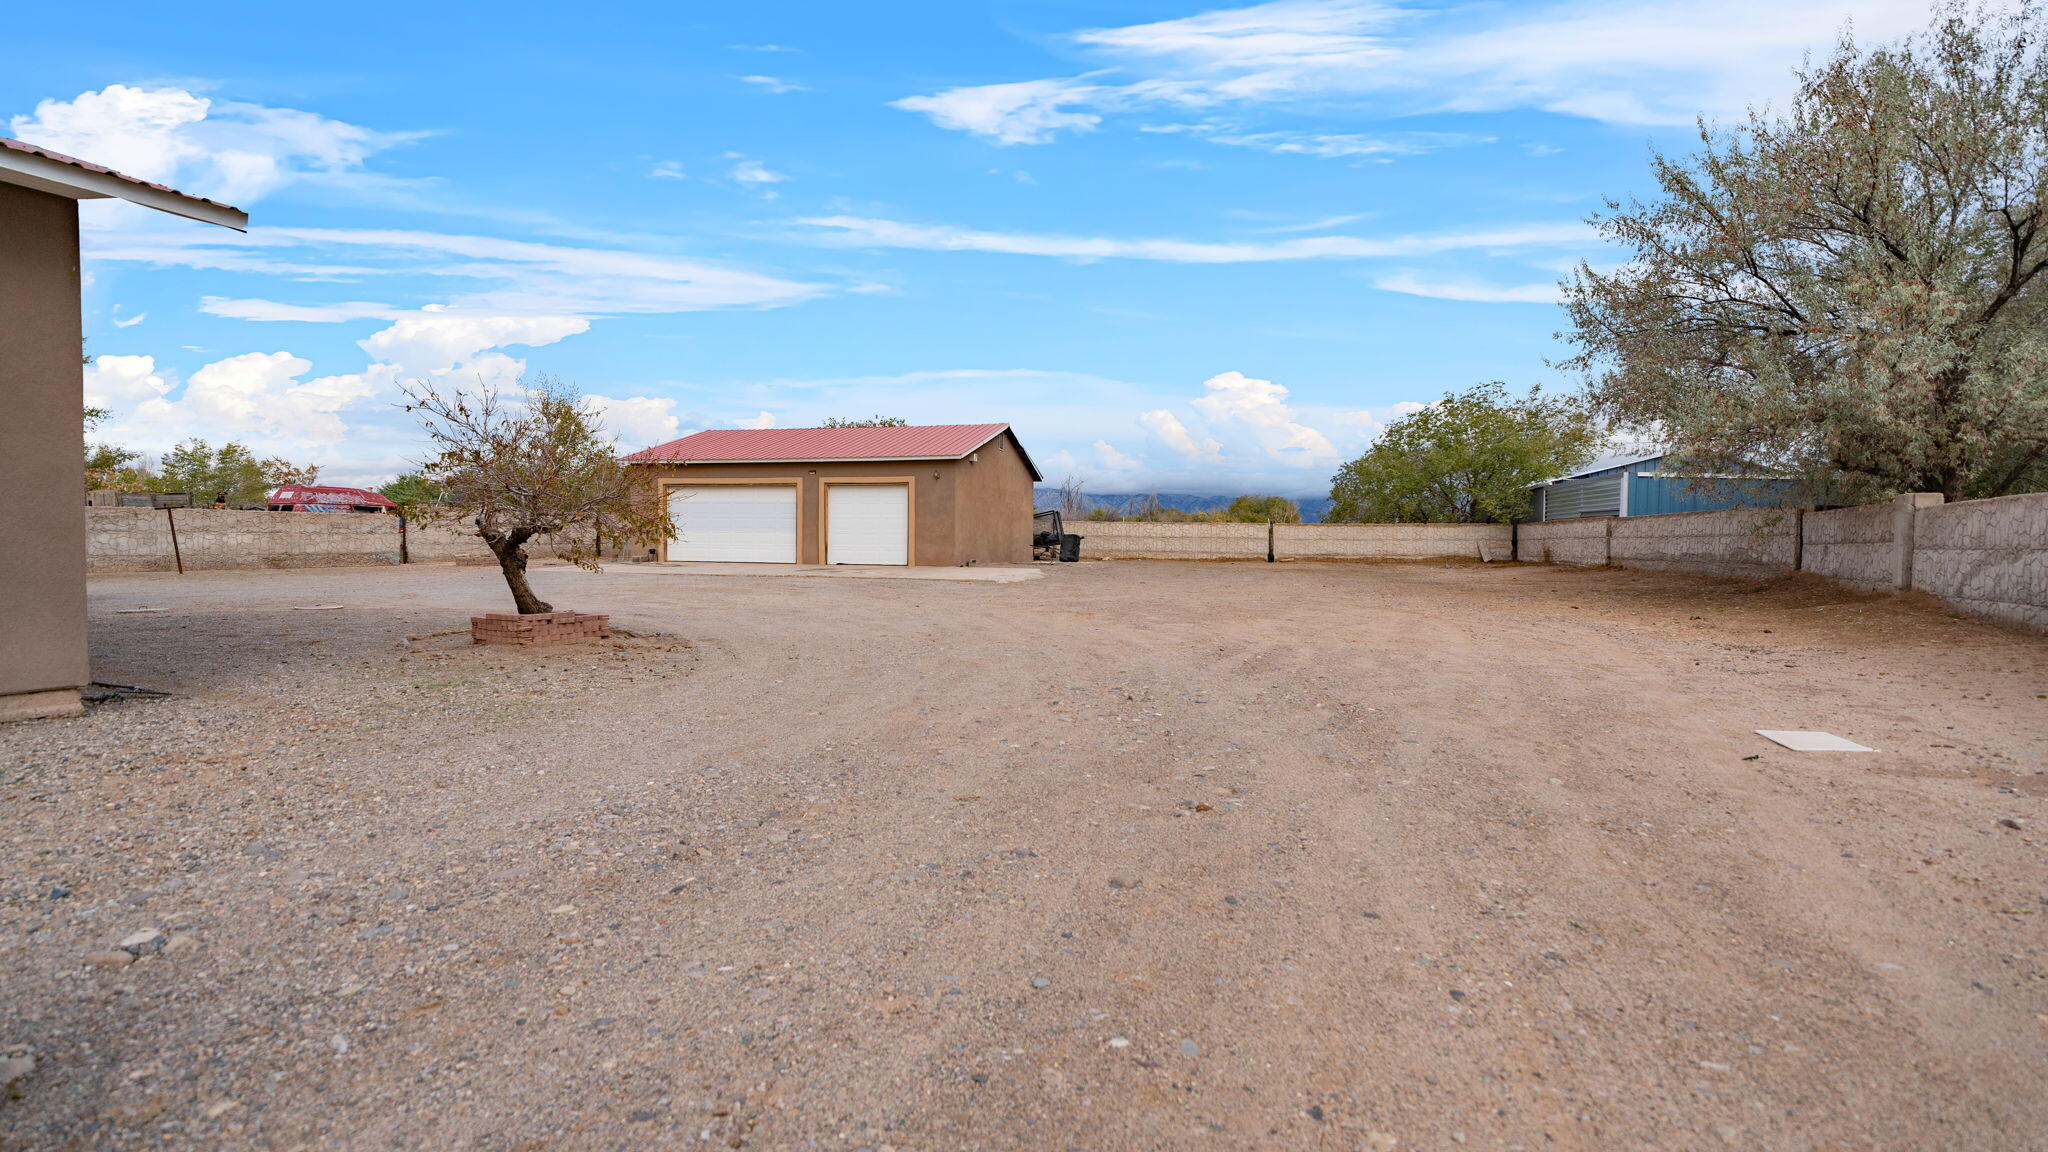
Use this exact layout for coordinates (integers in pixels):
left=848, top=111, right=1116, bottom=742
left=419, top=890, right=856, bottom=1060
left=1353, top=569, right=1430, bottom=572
left=3, top=559, right=2044, bottom=1150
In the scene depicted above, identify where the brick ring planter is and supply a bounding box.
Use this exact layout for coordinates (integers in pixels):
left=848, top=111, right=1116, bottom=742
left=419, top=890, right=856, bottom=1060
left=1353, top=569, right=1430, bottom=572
left=470, top=611, right=612, bottom=647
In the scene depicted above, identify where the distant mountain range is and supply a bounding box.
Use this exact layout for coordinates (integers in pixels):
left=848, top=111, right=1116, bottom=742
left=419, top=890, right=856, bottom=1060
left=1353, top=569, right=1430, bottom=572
left=1033, top=488, right=1333, bottom=523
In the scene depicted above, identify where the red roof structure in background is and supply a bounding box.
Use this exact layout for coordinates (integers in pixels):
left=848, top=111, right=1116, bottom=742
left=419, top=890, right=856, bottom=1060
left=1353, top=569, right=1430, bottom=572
left=266, top=485, right=397, bottom=511
left=623, top=423, right=1040, bottom=479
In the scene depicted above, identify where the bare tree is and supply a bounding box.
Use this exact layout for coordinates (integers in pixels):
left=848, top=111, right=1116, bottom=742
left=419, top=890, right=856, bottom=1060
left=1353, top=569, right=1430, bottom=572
left=1056, top=473, right=1087, bottom=518
left=402, top=376, right=672, bottom=615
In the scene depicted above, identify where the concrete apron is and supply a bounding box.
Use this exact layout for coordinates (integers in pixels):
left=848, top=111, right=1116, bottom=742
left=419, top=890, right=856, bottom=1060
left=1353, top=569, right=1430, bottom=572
left=621, top=562, right=1044, bottom=583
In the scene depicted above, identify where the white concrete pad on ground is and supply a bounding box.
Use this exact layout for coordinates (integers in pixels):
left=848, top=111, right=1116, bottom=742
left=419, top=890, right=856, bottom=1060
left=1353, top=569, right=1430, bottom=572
left=1755, top=730, right=1876, bottom=751
left=623, top=562, right=1043, bottom=583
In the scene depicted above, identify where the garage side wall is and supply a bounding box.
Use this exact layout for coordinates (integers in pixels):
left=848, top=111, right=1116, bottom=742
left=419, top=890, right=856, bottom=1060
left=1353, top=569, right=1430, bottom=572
left=950, top=430, right=1033, bottom=565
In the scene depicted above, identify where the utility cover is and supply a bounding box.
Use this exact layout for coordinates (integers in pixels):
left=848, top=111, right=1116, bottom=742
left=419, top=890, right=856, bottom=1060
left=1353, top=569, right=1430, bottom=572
left=1755, top=730, right=1875, bottom=752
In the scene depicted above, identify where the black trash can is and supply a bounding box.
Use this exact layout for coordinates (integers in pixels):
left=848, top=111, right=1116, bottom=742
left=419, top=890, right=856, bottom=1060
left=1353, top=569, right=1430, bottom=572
left=1059, top=533, right=1082, bottom=563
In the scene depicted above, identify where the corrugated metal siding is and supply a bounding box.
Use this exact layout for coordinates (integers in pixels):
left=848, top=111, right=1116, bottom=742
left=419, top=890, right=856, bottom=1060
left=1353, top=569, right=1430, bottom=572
left=1628, top=474, right=1801, bottom=516
left=1541, top=473, right=1622, bottom=520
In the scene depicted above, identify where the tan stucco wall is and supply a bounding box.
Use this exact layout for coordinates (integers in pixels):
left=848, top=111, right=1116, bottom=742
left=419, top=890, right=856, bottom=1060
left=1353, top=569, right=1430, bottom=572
left=949, top=429, right=1034, bottom=565
left=636, top=438, right=1035, bottom=566
left=0, top=181, right=88, bottom=713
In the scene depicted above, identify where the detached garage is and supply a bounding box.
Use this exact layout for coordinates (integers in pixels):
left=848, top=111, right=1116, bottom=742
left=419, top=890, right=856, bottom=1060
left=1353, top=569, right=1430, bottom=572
left=622, top=423, right=1041, bottom=567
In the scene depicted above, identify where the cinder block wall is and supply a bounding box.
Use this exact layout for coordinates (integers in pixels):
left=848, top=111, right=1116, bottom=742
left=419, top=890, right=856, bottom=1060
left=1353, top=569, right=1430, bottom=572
left=1608, top=507, right=1800, bottom=579
left=86, top=509, right=510, bottom=572
left=1515, top=518, right=1609, bottom=566
left=1074, top=521, right=1269, bottom=560
left=1911, top=493, right=2048, bottom=631
left=1277, top=523, right=1510, bottom=561
left=1800, top=503, right=1897, bottom=592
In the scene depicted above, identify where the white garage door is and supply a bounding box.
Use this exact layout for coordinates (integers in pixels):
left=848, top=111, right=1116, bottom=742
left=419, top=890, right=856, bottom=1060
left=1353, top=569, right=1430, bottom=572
left=667, top=485, right=796, bottom=563
left=826, top=484, right=909, bottom=565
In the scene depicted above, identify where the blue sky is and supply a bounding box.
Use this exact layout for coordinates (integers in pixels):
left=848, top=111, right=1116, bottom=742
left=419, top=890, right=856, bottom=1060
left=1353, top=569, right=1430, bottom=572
left=14, top=0, right=1924, bottom=494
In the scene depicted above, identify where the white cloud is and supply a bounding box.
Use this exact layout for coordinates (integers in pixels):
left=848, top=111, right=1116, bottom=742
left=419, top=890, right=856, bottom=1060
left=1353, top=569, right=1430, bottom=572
left=734, top=411, right=777, bottom=429
left=730, top=160, right=787, bottom=185
left=88, top=350, right=372, bottom=448
left=9, top=84, right=418, bottom=208
left=357, top=311, right=587, bottom=375
left=1190, top=370, right=1336, bottom=462
left=802, top=214, right=1588, bottom=263
left=200, top=298, right=404, bottom=322
left=85, top=354, right=174, bottom=412
left=1373, top=271, right=1561, bottom=303
left=730, top=43, right=801, bottom=52
left=112, top=308, right=147, bottom=328
left=890, top=79, right=1105, bottom=145
left=92, top=226, right=826, bottom=315
left=1093, top=439, right=1139, bottom=469
left=1141, top=409, right=1225, bottom=460
left=649, top=159, right=687, bottom=180
left=892, top=0, right=1930, bottom=141
left=586, top=394, right=683, bottom=450
left=737, top=75, right=808, bottom=94
left=1207, top=130, right=1487, bottom=159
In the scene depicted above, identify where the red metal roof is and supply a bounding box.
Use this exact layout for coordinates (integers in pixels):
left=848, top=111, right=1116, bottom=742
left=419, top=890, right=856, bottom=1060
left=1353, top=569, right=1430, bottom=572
left=624, top=423, right=1040, bottom=478
left=0, top=136, right=245, bottom=216
left=267, top=485, right=396, bottom=509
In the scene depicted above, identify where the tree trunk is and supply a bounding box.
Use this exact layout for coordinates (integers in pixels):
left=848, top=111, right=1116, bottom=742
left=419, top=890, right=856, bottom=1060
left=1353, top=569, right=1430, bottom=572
left=489, top=536, right=553, bottom=615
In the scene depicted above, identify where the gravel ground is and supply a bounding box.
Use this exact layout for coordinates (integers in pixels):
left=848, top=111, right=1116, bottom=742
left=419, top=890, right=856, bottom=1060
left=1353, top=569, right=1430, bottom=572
left=2, top=558, right=2045, bottom=1151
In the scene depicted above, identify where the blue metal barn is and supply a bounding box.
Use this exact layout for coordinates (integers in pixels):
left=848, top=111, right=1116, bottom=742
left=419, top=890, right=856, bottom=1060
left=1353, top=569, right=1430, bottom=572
left=1530, top=454, right=1800, bottom=521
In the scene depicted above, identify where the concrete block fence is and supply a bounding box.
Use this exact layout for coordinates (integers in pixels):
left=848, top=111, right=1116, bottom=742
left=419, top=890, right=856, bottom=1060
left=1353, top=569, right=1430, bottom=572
left=1513, top=491, right=2048, bottom=632
left=1075, top=520, right=1511, bottom=562
left=85, top=507, right=529, bottom=573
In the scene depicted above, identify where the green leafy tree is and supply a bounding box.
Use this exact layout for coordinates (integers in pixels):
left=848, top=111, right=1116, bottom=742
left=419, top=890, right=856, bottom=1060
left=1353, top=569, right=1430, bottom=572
left=150, top=439, right=318, bottom=505
left=83, top=407, right=143, bottom=491
left=1562, top=5, right=2048, bottom=502
left=378, top=472, right=443, bottom=510
left=1326, top=384, right=1598, bottom=523
left=402, top=375, right=673, bottom=615
left=1225, top=495, right=1301, bottom=523
left=820, top=415, right=909, bottom=427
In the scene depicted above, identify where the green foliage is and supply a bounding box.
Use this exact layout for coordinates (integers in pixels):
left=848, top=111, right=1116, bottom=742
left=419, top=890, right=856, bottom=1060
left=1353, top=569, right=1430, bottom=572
left=149, top=439, right=317, bottom=505
left=83, top=407, right=143, bottom=490
left=819, top=415, right=908, bottom=427
left=1326, top=383, right=1598, bottom=523
left=378, top=472, right=443, bottom=509
left=1562, top=4, right=2048, bottom=501
left=1225, top=495, right=1301, bottom=523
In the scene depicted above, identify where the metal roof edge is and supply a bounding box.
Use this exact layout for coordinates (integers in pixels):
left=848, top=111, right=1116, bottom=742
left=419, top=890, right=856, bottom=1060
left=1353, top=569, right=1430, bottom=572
left=0, top=143, right=248, bottom=231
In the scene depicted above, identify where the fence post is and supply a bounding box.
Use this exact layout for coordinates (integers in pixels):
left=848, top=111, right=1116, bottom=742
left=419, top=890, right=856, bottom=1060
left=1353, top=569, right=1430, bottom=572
left=1892, top=492, right=1945, bottom=591
left=1601, top=516, right=1614, bottom=567
left=398, top=513, right=410, bottom=564
left=165, top=507, right=184, bottom=575
left=1266, top=519, right=1275, bottom=563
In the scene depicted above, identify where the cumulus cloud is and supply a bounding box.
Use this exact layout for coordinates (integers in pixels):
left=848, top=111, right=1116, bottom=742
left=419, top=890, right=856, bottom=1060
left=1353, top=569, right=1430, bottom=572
left=735, top=411, right=777, bottom=429
left=586, top=394, right=684, bottom=450
left=1141, top=408, right=1225, bottom=460
left=9, top=84, right=418, bottom=208
left=1190, top=370, right=1336, bottom=462
left=1093, top=439, right=1139, bottom=470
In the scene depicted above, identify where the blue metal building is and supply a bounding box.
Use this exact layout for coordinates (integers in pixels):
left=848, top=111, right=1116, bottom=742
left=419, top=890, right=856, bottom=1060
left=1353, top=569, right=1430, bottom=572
left=1530, top=454, right=1800, bottom=521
